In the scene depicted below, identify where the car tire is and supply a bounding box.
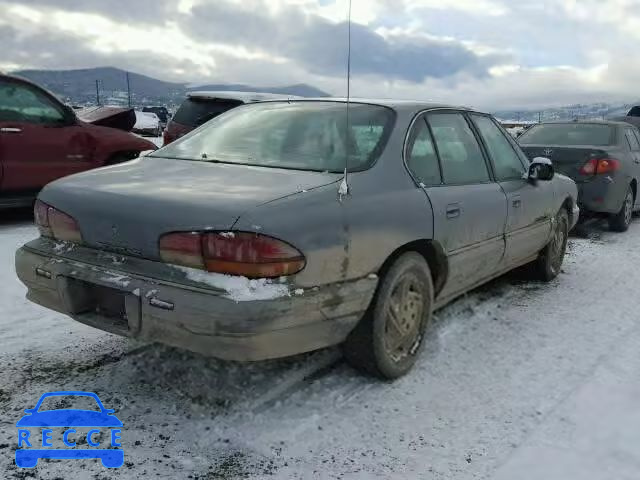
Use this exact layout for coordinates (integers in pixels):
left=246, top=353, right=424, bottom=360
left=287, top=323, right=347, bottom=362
left=609, top=187, right=634, bottom=232
left=531, top=209, right=569, bottom=282
left=342, top=252, right=434, bottom=380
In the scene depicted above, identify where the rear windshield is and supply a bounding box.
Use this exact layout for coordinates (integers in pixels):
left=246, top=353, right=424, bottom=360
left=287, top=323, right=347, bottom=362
left=153, top=101, right=396, bottom=173
left=172, top=98, right=244, bottom=127
left=519, top=123, right=614, bottom=146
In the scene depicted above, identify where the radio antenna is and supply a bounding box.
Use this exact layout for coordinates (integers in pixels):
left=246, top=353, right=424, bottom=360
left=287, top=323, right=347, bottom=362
left=338, top=0, right=353, bottom=200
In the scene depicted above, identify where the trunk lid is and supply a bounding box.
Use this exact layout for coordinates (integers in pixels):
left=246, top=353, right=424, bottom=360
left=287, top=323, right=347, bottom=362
left=520, top=145, right=615, bottom=181
left=40, top=156, right=339, bottom=260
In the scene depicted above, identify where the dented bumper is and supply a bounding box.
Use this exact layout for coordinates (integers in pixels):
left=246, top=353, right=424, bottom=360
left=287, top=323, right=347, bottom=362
left=15, top=238, right=376, bottom=361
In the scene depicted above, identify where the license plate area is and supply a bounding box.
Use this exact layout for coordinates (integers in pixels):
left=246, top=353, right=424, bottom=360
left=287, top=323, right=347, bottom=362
left=57, top=277, right=141, bottom=335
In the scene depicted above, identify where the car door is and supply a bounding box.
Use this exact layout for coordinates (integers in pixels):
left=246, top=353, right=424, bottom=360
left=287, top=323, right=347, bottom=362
left=470, top=114, right=554, bottom=265
left=0, top=78, right=95, bottom=193
left=408, top=111, right=507, bottom=300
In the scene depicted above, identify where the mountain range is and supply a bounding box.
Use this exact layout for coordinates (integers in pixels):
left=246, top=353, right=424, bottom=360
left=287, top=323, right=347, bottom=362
left=11, top=67, right=329, bottom=107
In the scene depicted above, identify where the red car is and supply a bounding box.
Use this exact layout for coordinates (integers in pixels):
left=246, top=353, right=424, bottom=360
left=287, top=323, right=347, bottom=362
left=0, top=74, right=156, bottom=209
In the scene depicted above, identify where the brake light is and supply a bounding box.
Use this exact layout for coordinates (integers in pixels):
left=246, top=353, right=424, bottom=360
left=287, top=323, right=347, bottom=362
left=34, top=200, right=83, bottom=243
left=159, top=232, right=306, bottom=278
left=579, top=158, right=620, bottom=175
left=34, top=200, right=52, bottom=237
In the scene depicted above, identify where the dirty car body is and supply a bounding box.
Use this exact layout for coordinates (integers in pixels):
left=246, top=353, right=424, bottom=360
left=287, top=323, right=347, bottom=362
left=16, top=99, right=579, bottom=372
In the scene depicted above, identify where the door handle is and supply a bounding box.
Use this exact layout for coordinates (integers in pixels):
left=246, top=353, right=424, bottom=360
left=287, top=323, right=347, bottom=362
left=446, top=204, right=461, bottom=219
left=0, top=127, right=22, bottom=133
left=512, top=198, right=522, bottom=208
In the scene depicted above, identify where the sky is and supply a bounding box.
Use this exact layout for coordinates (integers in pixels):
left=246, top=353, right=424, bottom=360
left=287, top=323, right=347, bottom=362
left=1, top=0, right=639, bottom=110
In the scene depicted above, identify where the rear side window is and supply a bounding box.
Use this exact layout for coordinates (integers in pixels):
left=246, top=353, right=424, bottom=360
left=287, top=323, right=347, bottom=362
left=519, top=124, right=614, bottom=146
left=172, top=98, right=244, bottom=127
left=427, top=113, right=490, bottom=185
left=472, top=115, right=526, bottom=181
left=0, top=80, right=65, bottom=124
left=406, top=118, right=441, bottom=185
left=625, top=129, right=640, bottom=151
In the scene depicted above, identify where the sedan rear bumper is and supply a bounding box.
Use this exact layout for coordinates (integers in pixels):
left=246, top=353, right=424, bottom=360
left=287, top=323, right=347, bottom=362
left=577, top=175, right=629, bottom=215
left=15, top=241, right=376, bottom=361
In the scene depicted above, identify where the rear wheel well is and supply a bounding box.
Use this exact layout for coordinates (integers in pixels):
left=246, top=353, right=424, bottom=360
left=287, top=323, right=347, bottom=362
left=377, top=240, right=448, bottom=296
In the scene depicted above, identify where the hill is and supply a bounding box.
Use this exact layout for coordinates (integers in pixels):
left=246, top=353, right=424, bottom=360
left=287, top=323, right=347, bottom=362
left=11, top=67, right=329, bottom=106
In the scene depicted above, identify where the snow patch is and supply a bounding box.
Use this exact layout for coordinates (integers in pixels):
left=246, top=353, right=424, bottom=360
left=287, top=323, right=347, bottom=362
left=219, top=232, right=235, bottom=239
left=100, top=272, right=131, bottom=288
left=338, top=177, right=349, bottom=198
left=294, top=288, right=304, bottom=296
left=145, top=289, right=158, bottom=298
left=132, top=288, right=141, bottom=297
left=53, top=241, right=76, bottom=254
left=177, top=267, right=290, bottom=302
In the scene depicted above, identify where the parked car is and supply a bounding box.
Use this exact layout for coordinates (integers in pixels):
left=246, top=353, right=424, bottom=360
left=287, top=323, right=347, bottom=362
left=518, top=121, right=640, bottom=231
left=132, top=110, right=162, bottom=137
left=142, top=106, right=170, bottom=126
left=163, top=91, right=298, bottom=145
left=0, top=74, right=156, bottom=209
left=16, top=100, right=579, bottom=379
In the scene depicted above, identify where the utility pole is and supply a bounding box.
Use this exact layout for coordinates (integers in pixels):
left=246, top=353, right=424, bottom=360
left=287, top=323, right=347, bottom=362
left=95, top=80, right=101, bottom=105
left=538, top=111, right=542, bottom=123
left=126, top=71, right=132, bottom=108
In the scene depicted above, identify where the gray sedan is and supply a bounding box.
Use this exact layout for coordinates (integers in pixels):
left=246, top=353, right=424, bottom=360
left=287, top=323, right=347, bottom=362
left=15, top=100, right=579, bottom=379
left=519, top=121, right=640, bottom=232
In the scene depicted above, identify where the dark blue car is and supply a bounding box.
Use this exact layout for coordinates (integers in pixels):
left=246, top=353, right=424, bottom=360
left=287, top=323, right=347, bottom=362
left=16, top=391, right=123, bottom=468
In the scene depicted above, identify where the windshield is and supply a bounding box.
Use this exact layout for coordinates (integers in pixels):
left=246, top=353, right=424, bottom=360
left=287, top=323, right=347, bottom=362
left=153, top=101, right=396, bottom=173
left=519, top=123, right=614, bottom=146
left=172, top=97, right=244, bottom=127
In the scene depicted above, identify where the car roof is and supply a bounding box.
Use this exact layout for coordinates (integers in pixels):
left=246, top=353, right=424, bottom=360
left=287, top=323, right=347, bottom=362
left=243, top=97, right=480, bottom=116
left=187, top=90, right=301, bottom=102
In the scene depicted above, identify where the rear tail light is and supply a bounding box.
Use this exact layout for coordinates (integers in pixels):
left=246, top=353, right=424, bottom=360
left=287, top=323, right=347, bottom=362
left=159, top=232, right=306, bottom=279
left=579, top=158, right=620, bottom=175
left=34, top=200, right=83, bottom=243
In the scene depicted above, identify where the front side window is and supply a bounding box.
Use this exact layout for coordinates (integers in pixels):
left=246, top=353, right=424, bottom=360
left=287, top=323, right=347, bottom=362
left=472, top=115, right=526, bottom=181
left=154, top=102, right=396, bottom=173
left=0, top=81, right=65, bottom=124
left=406, top=117, right=441, bottom=185
left=427, top=113, right=490, bottom=185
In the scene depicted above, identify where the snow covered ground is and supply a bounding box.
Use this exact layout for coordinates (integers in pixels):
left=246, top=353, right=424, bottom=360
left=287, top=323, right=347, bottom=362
left=1, top=210, right=639, bottom=479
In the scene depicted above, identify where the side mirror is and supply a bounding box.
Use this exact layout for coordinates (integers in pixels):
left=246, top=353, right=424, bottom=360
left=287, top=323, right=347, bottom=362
left=525, top=157, right=554, bottom=182
left=63, top=105, right=78, bottom=125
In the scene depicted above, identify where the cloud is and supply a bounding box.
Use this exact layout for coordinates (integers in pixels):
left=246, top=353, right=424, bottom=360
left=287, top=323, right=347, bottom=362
left=2, top=0, right=640, bottom=110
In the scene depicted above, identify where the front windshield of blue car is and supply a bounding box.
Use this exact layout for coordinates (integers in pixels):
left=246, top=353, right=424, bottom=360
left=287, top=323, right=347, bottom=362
left=152, top=101, right=396, bottom=173
left=37, top=395, right=101, bottom=412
